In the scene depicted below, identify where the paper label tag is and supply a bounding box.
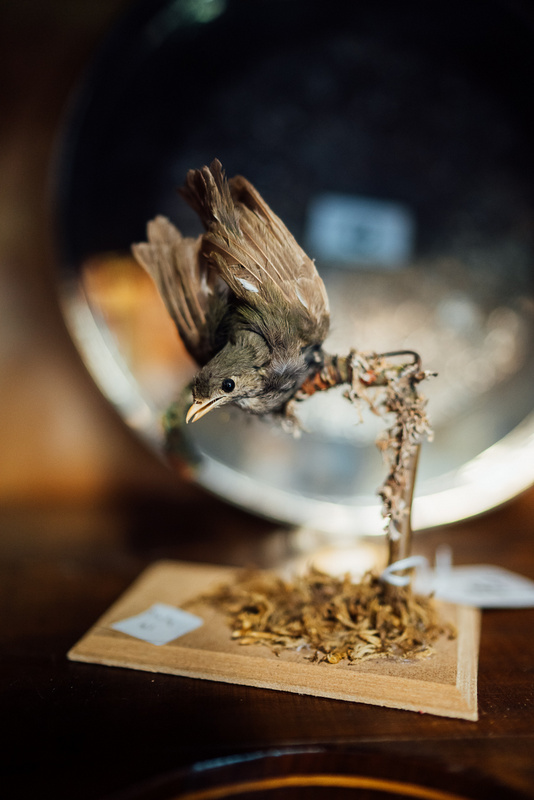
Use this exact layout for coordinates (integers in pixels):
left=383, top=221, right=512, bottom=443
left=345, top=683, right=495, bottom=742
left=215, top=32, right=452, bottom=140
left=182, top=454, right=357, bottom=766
left=415, top=564, right=534, bottom=609
left=111, top=603, right=203, bottom=646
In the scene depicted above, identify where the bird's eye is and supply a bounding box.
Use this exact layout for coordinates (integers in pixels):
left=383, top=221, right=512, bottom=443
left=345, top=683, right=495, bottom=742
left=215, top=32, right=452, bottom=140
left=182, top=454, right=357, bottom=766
left=221, top=378, right=235, bottom=393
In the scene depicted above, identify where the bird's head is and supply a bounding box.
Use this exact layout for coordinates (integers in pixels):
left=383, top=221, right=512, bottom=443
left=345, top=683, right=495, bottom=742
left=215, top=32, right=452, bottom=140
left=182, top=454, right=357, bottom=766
left=185, top=330, right=308, bottom=423
left=186, top=332, right=269, bottom=424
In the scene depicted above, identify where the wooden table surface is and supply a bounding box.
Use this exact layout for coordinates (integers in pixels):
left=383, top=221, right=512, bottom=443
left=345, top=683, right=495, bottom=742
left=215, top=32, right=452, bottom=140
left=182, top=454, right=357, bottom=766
left=1, top=2, right=533, bottom=797
left=1, top=485, right=534, bottom=799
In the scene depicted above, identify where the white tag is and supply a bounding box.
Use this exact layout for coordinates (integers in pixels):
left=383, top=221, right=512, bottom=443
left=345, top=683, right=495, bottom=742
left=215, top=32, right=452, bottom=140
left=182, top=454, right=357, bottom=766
left=111, top=603, right=203, bottom=645
left=380, top=555, right=429, bottom=587
left=415, top=549, right=534, bottom=609
left=305, top=192, right=414, bottom=268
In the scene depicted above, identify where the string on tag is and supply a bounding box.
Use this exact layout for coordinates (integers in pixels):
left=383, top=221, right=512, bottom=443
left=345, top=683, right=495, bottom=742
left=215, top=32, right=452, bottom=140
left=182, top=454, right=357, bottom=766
left=380, top=555, right=429, bottom=587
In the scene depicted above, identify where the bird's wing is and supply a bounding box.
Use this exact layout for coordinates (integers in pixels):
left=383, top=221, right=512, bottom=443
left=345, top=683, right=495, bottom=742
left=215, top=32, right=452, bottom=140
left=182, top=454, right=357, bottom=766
left=131, top=216, right=226, bottom=365
left=180, top=161, right=330, bottom=346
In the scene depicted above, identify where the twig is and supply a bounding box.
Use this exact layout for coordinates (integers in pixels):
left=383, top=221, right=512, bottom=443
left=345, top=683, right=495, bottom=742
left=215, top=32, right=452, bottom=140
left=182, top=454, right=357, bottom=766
left=295, top=350, right=435, bottom=576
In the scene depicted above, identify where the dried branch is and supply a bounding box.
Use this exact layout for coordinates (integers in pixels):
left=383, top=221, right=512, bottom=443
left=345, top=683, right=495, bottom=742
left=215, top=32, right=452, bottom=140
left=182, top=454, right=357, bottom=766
left=295, top=349, right=435, bottom=569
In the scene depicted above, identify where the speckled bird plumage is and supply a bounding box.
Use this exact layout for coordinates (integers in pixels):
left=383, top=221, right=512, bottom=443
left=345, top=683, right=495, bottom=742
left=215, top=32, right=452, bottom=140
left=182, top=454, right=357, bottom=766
left=132, top=160, right=330, bottom=423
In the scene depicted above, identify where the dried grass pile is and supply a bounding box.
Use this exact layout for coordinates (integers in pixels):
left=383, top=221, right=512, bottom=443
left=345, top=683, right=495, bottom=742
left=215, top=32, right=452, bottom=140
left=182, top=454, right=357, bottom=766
left=198, top=567, right=455, bottom=664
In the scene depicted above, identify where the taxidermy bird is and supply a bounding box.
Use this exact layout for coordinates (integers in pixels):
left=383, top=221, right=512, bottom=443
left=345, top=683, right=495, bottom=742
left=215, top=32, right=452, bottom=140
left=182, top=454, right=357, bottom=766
left=132, top=160, right=330, bottom=424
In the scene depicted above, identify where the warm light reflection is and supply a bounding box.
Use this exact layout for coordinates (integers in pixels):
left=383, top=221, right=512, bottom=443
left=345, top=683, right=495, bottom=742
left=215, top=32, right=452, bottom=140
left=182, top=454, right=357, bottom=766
left=81, top=254, right=195, bottom=408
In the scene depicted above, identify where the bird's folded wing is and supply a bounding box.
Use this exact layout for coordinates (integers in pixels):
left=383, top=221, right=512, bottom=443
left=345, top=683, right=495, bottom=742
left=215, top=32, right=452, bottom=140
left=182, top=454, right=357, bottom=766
left=131, top=216, right=222, bottom=365
left=182, top=161, right=330, bottom=343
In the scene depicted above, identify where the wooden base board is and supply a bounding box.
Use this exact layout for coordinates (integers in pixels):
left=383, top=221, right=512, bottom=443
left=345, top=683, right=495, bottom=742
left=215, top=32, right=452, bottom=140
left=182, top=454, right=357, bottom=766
left=68, top=560, right=480, bottom=720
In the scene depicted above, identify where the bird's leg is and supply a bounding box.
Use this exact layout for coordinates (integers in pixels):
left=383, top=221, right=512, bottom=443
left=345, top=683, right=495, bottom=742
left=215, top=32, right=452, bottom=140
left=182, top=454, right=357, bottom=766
left=295, top=352, right=353, bottom=398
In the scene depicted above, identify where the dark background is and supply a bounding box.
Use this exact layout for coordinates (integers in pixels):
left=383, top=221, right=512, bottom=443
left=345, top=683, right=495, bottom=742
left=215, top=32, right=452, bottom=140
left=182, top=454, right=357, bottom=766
left=1, top=2, right=534, bottom=798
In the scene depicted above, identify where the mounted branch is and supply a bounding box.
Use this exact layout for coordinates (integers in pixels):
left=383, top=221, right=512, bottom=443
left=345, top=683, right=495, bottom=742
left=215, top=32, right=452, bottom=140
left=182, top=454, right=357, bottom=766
left=293, top=348, right=435, bottom=571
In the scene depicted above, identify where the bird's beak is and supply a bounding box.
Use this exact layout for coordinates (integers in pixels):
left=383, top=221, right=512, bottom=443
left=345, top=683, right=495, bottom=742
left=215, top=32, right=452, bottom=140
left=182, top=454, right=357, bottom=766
left=186, top=396, right=224, bottom=424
